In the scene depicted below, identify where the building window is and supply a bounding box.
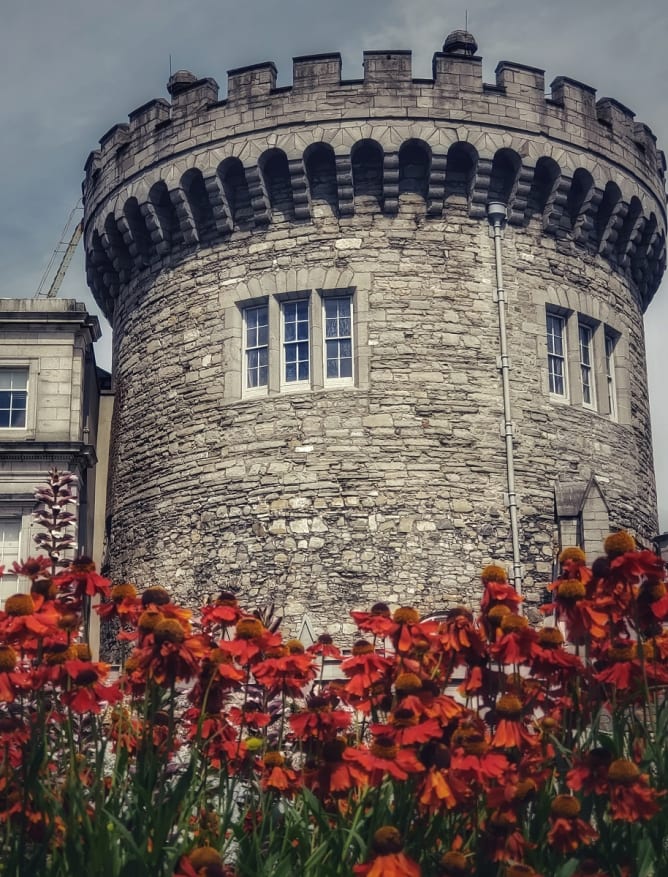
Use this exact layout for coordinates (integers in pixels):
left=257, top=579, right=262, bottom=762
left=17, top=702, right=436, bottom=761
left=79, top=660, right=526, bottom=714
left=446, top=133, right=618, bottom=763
left=0, top=368, right=28, bottom=428
left=0, top=519, right=20, bottom=604
left=282, top=299, right=310, bottom=385
left=546, top=313, right=567, bottom=397
left=244, top=304, right=269, bottom=390
left=324, top=296, right=353, bottom=381
left=231, top=286, right=366, bottom=400
left=579, top=323, right=595, bottom=408
left=605, top=333, right=617, bottom=420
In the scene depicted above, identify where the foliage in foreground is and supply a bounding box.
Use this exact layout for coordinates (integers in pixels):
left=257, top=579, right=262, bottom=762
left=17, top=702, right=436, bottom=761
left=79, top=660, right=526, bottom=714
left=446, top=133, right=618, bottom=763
left=1, top=471, right=668, bottom=876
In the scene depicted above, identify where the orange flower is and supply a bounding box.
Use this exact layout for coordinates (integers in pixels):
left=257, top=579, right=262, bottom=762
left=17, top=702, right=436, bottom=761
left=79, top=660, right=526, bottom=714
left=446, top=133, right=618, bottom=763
left=418, top=764, right=458, bottom=813
left=340, top=641, right=393, bottom=701
left=353, top=827, right=421, bottom=877
left=491, top=695, right=538, bottom=750
left=260, top=751, right=300, bottom=795
left=436, top=607, right=487, bottom=662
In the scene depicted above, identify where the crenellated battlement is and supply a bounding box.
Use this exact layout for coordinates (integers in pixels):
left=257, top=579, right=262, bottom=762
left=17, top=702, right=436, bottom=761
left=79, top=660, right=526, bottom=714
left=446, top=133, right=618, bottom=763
left=83, top=41, right=665, bottom=205
left=82, top=33, right=667, bottom=321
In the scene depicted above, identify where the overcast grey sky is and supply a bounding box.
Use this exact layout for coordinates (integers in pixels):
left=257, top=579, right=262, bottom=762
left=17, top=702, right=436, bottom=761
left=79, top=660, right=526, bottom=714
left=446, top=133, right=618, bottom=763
left=2, top=0, right=667, bottom=525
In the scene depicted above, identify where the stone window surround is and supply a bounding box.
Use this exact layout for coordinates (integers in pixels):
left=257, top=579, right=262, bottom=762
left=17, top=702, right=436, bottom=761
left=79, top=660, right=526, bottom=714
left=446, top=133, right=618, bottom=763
left=222, top=273, right=370, bottom=403
left=0, top=358, right=39, bottom=440
left=537, top=292, right=628, bottom=424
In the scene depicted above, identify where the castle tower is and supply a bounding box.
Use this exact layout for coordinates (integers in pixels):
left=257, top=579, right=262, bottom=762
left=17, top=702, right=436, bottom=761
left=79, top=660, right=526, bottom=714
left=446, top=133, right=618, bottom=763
left=82, top=33, right=666, bottom=631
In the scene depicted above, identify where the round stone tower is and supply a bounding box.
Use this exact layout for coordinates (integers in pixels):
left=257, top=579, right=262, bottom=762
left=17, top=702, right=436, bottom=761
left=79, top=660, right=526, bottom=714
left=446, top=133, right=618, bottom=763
left=83, top=33, right=666, bottom=631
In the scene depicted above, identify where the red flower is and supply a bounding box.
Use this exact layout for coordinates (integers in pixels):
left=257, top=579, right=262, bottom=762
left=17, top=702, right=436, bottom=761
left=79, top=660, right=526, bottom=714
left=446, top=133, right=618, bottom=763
left=489, top=617, right=538, bottom=666
left=136, top=622, right=210, bottom=685
left=350, top=603, right=396, bottom=638
left=218, top=617, right=281, bottom=666
left=200, top=592, right=243, bottom=633
left=12, top=556, right=51, bottom=579
left=288, top=695, right=351, bottom=740
left=547, top=796, right=598, bottom=853
left=340, top=641, right=393, bottom=700
left=53, top=558, right=111, bottom=600
left=61, top=659, right=123, bottom=714
left=607, top=759, right=662, bottom=821
left=307, top=633, right=343, bottom=660
left=0, top=646, right=32, bottom=702
left=567, top=749, right=612, bottom=796
left=436, top=607, right=487, bottom=662
left=353, top=827, right=421, bottom=877
left=344, top=736, right=425, bottom=785
left=251, top=650, right=317, bottom=697
left=304, top=738, right=360, bottom=797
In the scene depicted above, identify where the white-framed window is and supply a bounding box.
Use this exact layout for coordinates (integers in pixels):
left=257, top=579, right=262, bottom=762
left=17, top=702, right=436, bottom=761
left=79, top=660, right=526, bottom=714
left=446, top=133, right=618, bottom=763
left=605, top=333, right=617, bottom=420
left=244, top=303, right=269, bottom=392
left=282, top=299, right=310, bottom=386
left=230, top=285, right=366, bottom=401
left=324, top=295, right=353, bottom=383
left=0, top=519, right=21, bottom=605
left=578, top=323, right=596, bottom=408
left=0, top=368, right=28, bottom=429
left=546, top=313, right=567, bottom=398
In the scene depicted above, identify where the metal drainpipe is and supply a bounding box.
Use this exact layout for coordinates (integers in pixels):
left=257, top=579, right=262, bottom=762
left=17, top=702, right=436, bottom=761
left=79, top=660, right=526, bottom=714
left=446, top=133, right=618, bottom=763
left=487, top=202, right=523, bottom=599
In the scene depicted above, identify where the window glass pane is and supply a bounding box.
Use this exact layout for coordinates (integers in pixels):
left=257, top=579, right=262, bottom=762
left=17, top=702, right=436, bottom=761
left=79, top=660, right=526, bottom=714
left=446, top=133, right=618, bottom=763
left=244, top=305, right=269, bottom=390
left=283, top=300, right=310, bottom=383
left=579, top=324, right=594, bottom=407
left=10, top=409, right=26, bottom=428
left=324, top=296, right=353, bottom=383
left=546, top=314, right=566, bottom=397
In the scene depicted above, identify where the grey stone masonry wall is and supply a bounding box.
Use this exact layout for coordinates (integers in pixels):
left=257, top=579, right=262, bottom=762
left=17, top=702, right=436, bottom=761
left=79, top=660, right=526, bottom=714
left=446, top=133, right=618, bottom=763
left=82, top=33, right=666, bottom=635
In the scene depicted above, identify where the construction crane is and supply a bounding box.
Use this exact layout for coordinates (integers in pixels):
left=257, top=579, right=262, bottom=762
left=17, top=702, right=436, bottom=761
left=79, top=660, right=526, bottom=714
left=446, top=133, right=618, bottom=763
left=34, top=203, right=84, bottom=299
